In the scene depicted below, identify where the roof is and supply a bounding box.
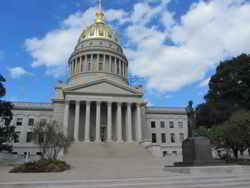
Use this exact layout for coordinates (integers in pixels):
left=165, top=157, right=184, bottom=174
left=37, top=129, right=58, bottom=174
left=146, top=107, right=187, bottom=115
left=12, top=102, right=53, bottom=111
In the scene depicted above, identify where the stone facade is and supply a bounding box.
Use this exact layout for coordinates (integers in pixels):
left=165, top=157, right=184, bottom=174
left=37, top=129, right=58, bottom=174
left=9, top=8, right=188, bottom=162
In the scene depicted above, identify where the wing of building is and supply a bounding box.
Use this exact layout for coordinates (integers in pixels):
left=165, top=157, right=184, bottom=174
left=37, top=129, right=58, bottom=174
left=10, top=7, right=188, bottom=164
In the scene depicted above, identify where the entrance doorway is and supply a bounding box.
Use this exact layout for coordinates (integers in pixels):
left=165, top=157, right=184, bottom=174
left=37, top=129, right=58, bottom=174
left=100, top=127, right=107, bottom=142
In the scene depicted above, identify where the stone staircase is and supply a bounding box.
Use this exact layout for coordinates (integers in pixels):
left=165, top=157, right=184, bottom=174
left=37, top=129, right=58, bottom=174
left=64, top=142, right=163, bottom=178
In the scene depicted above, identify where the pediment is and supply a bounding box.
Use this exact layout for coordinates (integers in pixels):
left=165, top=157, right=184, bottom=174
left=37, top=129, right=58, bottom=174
left=63, top=80, right=142, bottom=96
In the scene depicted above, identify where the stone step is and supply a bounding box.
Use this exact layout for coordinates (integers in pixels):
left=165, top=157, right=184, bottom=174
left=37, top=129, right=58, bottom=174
left=64, top=143, right=163, bottom=178
left=65, top=143, right=156, bottom=159
left=1, top=175, right=250, bottom=188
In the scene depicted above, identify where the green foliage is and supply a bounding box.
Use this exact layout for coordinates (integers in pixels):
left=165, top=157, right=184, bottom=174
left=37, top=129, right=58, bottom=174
left=32, top=120, right=72, bottom=160
left=205, top=54, right=250, bottom=108
left=208, top=111, right=250, bottom=160
left=9, top=160, right=70, bottom=173
left=0, top=74, right=15, bottom=152
left=196, top=54, right=250, bottom=127
left=196, top=103, right=231, bottom=128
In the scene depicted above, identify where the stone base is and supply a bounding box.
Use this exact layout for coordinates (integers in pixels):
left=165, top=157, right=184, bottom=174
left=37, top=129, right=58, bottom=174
left=174, top=160, right=225, bottom=167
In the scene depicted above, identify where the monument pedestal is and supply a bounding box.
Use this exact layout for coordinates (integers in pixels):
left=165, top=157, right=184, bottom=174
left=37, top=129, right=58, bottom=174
left=175, top=137, right=223, bottom=166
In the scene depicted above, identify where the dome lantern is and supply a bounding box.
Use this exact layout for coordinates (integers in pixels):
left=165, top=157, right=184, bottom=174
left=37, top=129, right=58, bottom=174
left=96, top=0, right=104, bottom=24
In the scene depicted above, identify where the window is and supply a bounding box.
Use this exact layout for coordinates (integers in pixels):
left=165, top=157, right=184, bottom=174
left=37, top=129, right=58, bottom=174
left=28, top=118, right=34, bottom=126
left=151, top=121, right=156, bottom=128
left=172, top=151, right=177, bottom=155
left=161, top=133, right=166, bottom=143
left=169, top=121, right=174, bottom=128
left=160, top=121, right=165, bottom=128
left=16, top=118, right=23, bottom=126
left=15, top=132, right=20, bottom=143
left=26, top=132, right=32, bottom=143
left=178, top=121, right=183, bottom=128
left=179, top=133, right=185, bottom=143
left=152, top=133, right=157, bottom=143
left=163, top=151, right=167, bottom=157
left=170, top=133, right=175, bottom=143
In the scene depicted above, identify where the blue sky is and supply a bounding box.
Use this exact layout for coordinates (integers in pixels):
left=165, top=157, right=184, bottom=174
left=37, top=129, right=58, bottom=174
left=1, top=0, right=250, bottom=107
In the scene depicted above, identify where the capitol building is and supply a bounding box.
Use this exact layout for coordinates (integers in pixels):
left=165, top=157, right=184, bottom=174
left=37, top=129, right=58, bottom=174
left=11, top=7, right=188, bottom=163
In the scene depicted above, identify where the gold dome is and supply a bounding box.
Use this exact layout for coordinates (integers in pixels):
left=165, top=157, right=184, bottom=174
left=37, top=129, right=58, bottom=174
left=78, top=9, right=120, bottom=45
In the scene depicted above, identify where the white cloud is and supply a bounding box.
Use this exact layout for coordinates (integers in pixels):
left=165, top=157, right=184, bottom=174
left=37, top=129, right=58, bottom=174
left=128, top=0, right=250, bottom=91
left=145, top=98, right=153, bottom=106
left=8, top=67, right=32, bottom=79
left=24, top=0, right=250, bottom=92
left=199, top=77, right=210, bottom=87
left=25, top=7, right=126, bottom=77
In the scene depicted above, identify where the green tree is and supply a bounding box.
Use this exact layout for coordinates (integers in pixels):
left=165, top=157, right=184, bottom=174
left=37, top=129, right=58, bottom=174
left=0, top=74, right=15, bottom=152
left=196, top=54, right=250, bottom=127
left=206, top=54, right=250, bottom=109
left=209, top=111, right=250, bottom=160
left=32, top=120, right=72, bottom=160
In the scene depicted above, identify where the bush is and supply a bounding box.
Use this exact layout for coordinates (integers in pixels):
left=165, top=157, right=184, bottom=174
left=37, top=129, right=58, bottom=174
left=9, top=160, right=70, bottom=173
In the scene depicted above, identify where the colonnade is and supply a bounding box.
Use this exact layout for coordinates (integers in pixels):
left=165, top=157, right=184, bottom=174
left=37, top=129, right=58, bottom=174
left=63, top=101, right=142, bottom=143
left=69, top=54, right=128, bottom=78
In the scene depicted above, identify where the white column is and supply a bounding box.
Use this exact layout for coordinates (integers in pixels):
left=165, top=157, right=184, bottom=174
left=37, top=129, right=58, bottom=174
left=116, top=102, right=123, bottom=143
left=91, top=54, right=93, bottom=71
left=136, top=103, right=142, bottom=142
left=107, top=102, right=112, bottom=142
left=126, top=103, right=133, bottom=143
left=109, top=56, right=112, bottom=73
left=74, top=101, right=80, bottom=142
left=97, top=54, right=100, bottom=71
left=115, top=57, right=117, bottom=74
left=85, top=101, right=91, bottom=142
left=63, top=101, right=70, bottom=137
left=123, top=62, right=125, bottom=76
left=119, top=60, right=122, bottom=76
left=84, top=55, right=87, bottom=72
left=96, top=101, right=101, bottom=142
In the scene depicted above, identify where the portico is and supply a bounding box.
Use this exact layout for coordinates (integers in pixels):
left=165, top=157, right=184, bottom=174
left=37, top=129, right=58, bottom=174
left=63, top=100, right=143, bottom=143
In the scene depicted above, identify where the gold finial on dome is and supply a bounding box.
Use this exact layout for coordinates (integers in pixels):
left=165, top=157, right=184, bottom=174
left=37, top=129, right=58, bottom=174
left=96, top=0, right=104, bottom=24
